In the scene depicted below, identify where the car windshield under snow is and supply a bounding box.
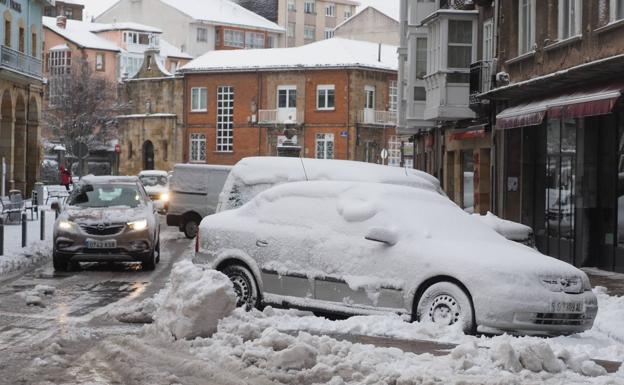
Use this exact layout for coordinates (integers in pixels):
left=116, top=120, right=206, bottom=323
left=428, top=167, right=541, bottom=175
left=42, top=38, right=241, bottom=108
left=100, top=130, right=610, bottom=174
left=68, top=184, right=144, bottom=208
left=139, top=175, right=168, bottom=187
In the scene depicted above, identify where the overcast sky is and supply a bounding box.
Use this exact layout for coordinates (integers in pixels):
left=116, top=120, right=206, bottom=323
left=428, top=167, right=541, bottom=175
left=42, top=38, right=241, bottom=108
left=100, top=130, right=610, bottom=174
left=81, top=0, right=399, bottom=21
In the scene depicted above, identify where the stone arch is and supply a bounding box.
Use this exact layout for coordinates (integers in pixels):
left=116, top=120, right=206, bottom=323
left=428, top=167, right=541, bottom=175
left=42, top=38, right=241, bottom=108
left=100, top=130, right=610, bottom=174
left=142, top=140, right=154, bottom=170
left=13, top=92, right=27, bottom=193
left=26, top=96, right=40, bottom=193
left=0, top=90, right=13, bottom=194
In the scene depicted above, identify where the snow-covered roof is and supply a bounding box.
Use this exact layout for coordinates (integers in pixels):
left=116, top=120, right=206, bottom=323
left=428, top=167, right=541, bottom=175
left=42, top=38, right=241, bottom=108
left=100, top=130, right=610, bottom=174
left=181, top=38, right=398, bottom=73
left=160, top=0, right=284, bottom=33
left=160, top=39, right=193, bottom=60
left=49, top=43, right=70, bottom=51
left=88, top=22, right=162, bottom=33
left=43, top=17, right=121, bottom=52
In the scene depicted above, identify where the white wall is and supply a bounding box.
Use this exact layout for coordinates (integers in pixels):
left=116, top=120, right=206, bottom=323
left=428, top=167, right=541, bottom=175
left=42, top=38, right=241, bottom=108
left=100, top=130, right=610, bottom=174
left=334, top=7, right=399, bottom=45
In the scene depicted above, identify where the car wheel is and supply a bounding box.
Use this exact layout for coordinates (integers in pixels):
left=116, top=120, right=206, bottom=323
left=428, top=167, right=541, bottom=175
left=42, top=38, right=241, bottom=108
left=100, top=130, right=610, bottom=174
left=142, top=248, right=157, bottom=271
left=52, top=250, right=68, bottom=271
left=416, top=282, right=475, bottom=333
left=221, top=264, right=259, bottom=310
left=155, top=239, right=161, bottom=264
left=183, top=219, right=199, bottom=239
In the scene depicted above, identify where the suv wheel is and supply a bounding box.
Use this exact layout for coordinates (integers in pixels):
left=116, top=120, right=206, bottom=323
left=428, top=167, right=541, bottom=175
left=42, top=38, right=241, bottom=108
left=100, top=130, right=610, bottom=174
left=52, top=250, right=68, bottom=271
left=155, top=239, right=161, bottom=264
left=142, top=247, right=157, bottom=271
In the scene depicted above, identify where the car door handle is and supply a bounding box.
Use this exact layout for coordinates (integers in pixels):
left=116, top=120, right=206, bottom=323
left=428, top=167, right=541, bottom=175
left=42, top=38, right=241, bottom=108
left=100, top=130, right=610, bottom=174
left=256, top=240, right=269, bottom=247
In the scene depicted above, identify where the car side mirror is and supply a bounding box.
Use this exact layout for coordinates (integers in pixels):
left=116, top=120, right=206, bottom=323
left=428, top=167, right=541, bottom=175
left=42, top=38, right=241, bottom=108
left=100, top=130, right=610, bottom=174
left=51, top=201, right=61, bottom=213
left=365, top=227, right=398, bottom=246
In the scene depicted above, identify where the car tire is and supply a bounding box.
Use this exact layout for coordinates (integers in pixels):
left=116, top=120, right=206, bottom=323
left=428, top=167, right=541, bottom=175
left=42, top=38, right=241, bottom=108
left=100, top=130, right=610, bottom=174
left=183, top=219, right=199, bottom=239
left=221, top=264, right=259, bottom=310
left=155, top=238, right=161, bottom=264
left=142, top=247, right=157, bottom=271
left=52, top=250, right=68, bottom=271
left=416, top=282, right=475, bottom=333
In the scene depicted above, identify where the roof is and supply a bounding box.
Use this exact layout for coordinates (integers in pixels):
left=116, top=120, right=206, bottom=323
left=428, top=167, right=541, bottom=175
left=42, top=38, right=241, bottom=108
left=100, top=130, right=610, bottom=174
left=356, top=0, right=398, bottom=21
left=160, top=39, right=193, bottom=59
left=334, top=6, right=399, bottom=33
left=43, top=17, right=121, bottom=52
left=160, top=0, right=284, bottom=33
left=181, top=38, right=398, bottom=73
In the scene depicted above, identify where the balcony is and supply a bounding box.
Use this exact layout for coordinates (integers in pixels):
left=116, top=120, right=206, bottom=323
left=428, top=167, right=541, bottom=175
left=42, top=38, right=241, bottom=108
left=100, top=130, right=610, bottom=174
left=258, top=109, right=304, bottom=125
left=0, top=45, right=43, bottom=79
left=357, top=109, right=397, bottom=126
left=469, top=60, right=494, bottom=111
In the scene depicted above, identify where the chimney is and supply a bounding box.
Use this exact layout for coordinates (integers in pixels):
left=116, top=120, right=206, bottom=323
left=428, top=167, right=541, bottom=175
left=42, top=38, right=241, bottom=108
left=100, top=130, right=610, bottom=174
left=56, top=15, right=67, bottom=29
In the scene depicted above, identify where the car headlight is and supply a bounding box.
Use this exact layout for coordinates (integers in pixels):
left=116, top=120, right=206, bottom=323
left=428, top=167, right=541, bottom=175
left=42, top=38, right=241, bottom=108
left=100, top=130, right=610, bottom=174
left=58, top=220, right=75, bottom=231
left=539, top=275, right=583, bottom=293
left=159, top=192, right=169, bottom=202
left=127, top=219, right=148, bottom=231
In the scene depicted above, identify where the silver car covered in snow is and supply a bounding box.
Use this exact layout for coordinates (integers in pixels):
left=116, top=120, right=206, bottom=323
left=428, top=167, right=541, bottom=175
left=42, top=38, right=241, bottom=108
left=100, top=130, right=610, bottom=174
left=195, top=181, right=597, bottom=335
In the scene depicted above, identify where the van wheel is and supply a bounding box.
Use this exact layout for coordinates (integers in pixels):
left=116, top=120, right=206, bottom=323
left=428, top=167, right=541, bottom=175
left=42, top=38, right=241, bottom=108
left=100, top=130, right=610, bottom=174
left=183, top=219, right=199, bottom=239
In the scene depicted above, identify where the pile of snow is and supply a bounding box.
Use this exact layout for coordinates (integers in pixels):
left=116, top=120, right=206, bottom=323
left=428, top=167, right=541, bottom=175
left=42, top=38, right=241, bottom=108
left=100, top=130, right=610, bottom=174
left=590, top=286, right=624, bottom=343
left=152, top=261, right=237, bottom=339
left=0, top=241, right=51, bottom=277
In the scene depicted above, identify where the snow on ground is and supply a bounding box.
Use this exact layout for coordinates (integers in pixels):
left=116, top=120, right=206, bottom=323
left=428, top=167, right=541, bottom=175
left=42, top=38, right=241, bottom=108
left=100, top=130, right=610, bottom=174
left=71, top=261, right=624, bottom=385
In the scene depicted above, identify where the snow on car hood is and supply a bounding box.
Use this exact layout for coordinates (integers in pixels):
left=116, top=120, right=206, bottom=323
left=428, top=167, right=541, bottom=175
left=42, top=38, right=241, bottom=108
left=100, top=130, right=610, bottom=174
left=473, top=212, right=533, bottom=241
left=62, top=206, right=146, bottom=224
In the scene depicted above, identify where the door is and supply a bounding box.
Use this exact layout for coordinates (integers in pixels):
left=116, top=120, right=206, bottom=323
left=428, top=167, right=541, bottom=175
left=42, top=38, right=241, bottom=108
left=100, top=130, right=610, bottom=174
left=277, top=86, right=297, bottom=123
left=364, top=86, right=376, bottom=123
left=142, top=140, right=154, bottom=170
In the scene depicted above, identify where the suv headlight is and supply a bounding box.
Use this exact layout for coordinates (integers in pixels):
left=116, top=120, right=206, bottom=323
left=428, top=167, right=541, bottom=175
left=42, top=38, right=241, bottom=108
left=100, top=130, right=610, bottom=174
left=58, top=220, right=76, bottom=231
left=128, top=219, right=148, bottom=231
left=539, top=275, right=583, bottom=293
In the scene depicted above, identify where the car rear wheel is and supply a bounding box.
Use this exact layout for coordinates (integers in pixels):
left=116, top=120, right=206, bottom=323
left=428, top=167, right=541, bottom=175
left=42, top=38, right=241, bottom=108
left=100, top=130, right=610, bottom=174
left=183, top=219, right=199, bottom=239
left=416, top=282, right=475, bottom=333
left=221, top=264, right=259, bottom=310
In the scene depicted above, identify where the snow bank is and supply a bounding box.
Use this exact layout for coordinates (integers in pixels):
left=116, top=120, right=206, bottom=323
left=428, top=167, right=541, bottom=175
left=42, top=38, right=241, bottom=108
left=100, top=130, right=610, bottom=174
left=590, top=286, right=624, bottom=343
left=153, top=260, right=237, bottom=339
left=0, top=241, right=51, bottom=277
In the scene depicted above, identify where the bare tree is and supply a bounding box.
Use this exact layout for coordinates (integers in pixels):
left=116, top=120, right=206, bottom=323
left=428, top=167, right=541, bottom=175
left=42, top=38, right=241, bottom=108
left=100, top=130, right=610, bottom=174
left=44, top=57, right=126, bottom=159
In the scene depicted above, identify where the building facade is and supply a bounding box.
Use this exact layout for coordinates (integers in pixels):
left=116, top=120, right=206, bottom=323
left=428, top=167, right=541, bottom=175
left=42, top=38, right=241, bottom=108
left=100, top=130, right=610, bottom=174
left=277, top=0, right=358, bottom=47
left=95, top=0, right=284, bottom=58
left=482, top=0, right=624, bottom=272
left=44, top=0, right=84, bottom=20
left=0, top=0, right=49, bottom=195
left=333, top=6, right=399, bottom=45
left=180, top=38, right=398, bottom=166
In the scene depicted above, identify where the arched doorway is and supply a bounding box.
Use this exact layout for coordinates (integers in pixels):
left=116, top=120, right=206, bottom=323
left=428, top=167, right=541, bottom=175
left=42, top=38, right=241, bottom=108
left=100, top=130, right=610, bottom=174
left=26, top=96, right=40, bottom=194
left=142, top=140, right=154, bottom=170
left=13, top=93, right=26, bottom=193
left=0, top=91, right=13, bottom=195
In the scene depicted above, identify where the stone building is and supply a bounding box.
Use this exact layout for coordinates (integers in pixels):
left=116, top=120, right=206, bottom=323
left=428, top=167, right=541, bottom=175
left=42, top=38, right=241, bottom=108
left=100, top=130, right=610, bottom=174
left=334, top=6, right=399, bottom=45
left=179, top=38, right=398, bottom=166
left=0, top=0, right=49, bottom=195
left=117, top=49, right=185, bottom=175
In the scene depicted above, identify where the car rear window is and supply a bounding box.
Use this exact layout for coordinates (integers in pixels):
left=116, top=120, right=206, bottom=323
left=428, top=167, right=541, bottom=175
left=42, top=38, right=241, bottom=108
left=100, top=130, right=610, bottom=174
left=68, top=184, right=144, bottom=208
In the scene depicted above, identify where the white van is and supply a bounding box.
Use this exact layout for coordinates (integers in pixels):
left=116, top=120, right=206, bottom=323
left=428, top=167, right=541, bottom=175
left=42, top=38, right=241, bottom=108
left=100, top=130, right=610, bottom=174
left=166, top=164, right=232, bottom=238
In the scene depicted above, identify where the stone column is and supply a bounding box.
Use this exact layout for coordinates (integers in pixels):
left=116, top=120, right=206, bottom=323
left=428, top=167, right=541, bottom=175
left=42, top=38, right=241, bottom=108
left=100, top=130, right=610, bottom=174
left=13, top=118, right=27, bottom=194
left=0, top=116, right=15, bottom=193
left=26, top=120, right=40, bottom=194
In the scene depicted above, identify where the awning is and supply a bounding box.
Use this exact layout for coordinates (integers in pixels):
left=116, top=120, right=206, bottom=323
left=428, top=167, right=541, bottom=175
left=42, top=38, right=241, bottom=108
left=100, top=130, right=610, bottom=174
left=496, top=84, right=623, bottom=130
left=448, top=124, right=488, bottom=141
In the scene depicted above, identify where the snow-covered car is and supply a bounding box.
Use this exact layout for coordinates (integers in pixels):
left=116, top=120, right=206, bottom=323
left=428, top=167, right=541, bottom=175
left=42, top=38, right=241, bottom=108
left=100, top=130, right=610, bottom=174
left=195, top=181, right=597, bottom=335
left=52, top=176, right=161, bottom=271
left=216, top=156, right=444, bottom=212
left=473, top=212, right=535, bottom=247
left=138, top=170, right=170, bottom=213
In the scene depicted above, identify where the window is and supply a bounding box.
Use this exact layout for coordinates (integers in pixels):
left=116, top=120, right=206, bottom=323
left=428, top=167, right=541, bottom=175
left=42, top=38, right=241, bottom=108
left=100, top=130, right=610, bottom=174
left=387, top=136, right=401, bottom=167
left=95, top=53, right=105, bottom=71
left=170, top=60, right=178, bottom=73
left=559, top=0, right=581, bottom=39
left=216, top=86, right=234, bottom=152
left=4, top=20, right=10, bottom=47
left=31, top=32, right=37, bottom=56
left=326, top=3, right=336, bottom=17
left=278, top=86, right=297, bottom=108
left=518, top=0, right=536, bottom=54
left=288, top=0, right=296, bottom=11
left=304, top=0, right=316, bottom=14
left=191, top=87, right=208, bottom=112
left=324, top=28, right=334, bottom=39
left=447, top=20, right=472, bottom=68
left=344, top=9, right=352, bottom=18
left=197, top=27, right=208, bottom=42
left=415, top=37, right=427, bottom=78
left=611, top=0, right=624, bottom=21
left=120, top=54, right=143, bottom=78
left=48, top=49, right=72, bottom=105
left=315, top=133, right=334, bottom=159
left=317, top=85, right=335, bottom=110
left=304, top=25, right=316, bottom=41
left=267, top=35, right=277, bottom=48
left=365, top=86, right=375, bottom=109
left=190, top=133, right=206, bottom=162
left=223, top=29, right=244, bottom=48
left=124, top=31, right=138, bottom=44
left=245, top=32, right=265, bottom=49
left=287, top=22, right=296, bottom=38
left=389, top=80, right=398, bottom=112
left=483, top=19, right=493, bottom=61
left=18, top=27, right=24, bottom=52
left=64, top=8, right=73, bottom=18
left=413, top=86, right=426, bottom=101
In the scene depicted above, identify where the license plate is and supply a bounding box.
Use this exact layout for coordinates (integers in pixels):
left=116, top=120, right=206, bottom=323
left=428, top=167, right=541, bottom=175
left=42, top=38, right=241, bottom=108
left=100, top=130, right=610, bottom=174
left=86, top=239, right=117, bottom=249
left=551, top=301, right=584, bottom=313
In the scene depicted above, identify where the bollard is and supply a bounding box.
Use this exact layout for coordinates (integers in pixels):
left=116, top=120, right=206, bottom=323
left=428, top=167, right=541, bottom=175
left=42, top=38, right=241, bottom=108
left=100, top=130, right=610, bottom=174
left=0, top=217, right=3, bottom=256
left=40, top=210, right=45, bottom=241
left=21, top=212, right=27, bottom=248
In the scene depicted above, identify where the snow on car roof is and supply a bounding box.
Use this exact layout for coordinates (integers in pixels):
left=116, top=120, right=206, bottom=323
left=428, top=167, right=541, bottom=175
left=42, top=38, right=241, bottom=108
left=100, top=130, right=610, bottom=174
left=138, top=170, right=169, bottom=176
left=80, top=175, right=140, bottom=184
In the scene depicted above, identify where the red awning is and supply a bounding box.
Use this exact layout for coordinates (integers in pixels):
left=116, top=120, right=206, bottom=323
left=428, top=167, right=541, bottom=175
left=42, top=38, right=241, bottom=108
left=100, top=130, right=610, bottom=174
left=449, top=124, right=488, bottom=141
left=496, top=84, right=623, bottom=130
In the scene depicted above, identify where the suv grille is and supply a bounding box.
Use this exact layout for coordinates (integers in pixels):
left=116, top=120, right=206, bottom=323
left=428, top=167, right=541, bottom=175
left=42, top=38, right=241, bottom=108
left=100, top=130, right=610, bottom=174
left=80, top=224, right=125, bottom=236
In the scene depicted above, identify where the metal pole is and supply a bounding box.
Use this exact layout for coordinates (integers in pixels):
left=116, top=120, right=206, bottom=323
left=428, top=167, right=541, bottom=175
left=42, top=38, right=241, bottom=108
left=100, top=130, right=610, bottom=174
left=40, top=210, right=45, bottom=241
left=0, top=217, right=4, bottom=256
left=21, top=213, right=27, bottom=248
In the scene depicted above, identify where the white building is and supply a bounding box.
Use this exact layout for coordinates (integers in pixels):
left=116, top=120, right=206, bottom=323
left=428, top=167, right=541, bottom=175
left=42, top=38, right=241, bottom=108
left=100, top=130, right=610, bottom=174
left=95, top=0, right=285, bottom=58
left=333, top=6, right=399, bottom=45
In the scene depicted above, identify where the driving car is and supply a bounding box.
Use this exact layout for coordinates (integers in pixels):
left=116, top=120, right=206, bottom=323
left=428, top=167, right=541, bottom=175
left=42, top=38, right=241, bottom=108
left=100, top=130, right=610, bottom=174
left=52, top=176, right=161, bottom=271
left=138, top=170, right=170, bottom=213
left=195, top=181, right=597, bottom=335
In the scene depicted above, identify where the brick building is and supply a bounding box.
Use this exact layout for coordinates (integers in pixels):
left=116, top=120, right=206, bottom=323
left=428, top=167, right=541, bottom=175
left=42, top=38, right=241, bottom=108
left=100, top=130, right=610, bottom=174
left=475, top=0, right=624, bottom=272
left=179, top=38, right=398, bottom=166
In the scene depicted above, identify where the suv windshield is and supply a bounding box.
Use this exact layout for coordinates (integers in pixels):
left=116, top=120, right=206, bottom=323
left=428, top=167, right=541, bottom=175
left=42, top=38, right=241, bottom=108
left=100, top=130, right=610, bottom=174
left=139, top=175, right=168, bottom=187
left=68, top=184, right=144, bottom=208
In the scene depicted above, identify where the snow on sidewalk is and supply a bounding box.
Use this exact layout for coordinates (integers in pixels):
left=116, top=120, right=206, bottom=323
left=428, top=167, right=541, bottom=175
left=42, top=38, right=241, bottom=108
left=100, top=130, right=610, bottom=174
left=0, top=210, right=54, bottom=277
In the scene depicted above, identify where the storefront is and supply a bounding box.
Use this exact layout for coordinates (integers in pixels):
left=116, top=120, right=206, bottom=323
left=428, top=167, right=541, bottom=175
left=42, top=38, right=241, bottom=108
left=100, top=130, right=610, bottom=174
left=496, top=83, right=624, bottom=272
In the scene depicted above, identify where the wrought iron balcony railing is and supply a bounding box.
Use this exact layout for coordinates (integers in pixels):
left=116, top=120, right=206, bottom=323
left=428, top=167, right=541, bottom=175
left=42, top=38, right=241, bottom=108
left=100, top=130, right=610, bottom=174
left=0, top=45, right=43, bottom=79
